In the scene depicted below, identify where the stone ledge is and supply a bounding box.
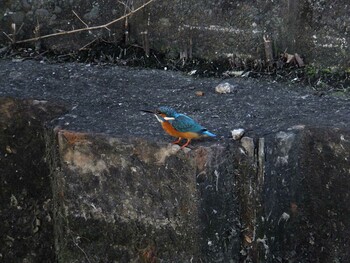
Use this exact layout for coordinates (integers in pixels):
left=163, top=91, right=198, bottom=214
left=1, top=97, right=349, bottom=262
left=0, top=60, right=349, bottom=261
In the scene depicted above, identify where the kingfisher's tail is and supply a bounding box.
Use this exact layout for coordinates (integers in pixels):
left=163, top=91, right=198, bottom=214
left=202, top=130, right=216, bottom=137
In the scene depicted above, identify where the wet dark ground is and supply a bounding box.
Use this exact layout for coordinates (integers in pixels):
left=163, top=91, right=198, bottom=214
left=0, top=59, right=349, bottom=146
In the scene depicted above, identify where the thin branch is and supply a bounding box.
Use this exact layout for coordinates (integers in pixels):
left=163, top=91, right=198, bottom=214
left=72, top=238, right=92, bottom=263
left=15, top=0, right=155, bottom=44
left=72, top=10, right=89, bottom=28
left=17, top=23, right=24, bottom=34
left=3, top=32, right=14, bottom=42
left=118, top=0, right=132, bottom=13
left=79, top=38, right=98, bottom=51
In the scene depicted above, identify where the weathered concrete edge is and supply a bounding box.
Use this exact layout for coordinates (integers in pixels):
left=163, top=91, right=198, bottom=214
left=238, top=126, right=350, bottom=262
left=1, top=96, right=350, bottom=262
left=47, top=124, right=350, bottom=262
left=48, top=128, right=241, bottom=262
left=0, top=97, right=67, bottom=262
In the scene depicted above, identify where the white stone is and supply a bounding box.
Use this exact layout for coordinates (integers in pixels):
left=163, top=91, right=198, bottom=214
left=231, top=128, right=245, bottom=140
left=215, top=82, right=237, bottom=94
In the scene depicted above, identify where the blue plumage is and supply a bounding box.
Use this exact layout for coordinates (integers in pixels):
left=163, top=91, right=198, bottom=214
left=202, top=130, right=216, bottom=137
left=158, top=107, right=216, bottom=137
left=157, top=106, right=179, bottom=118
left=143, top=106, right=216, bottom=148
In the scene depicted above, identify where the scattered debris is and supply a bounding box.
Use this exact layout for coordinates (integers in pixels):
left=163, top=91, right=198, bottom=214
left=231, top=128, right=245, bottom=140
left=241, top=71, right=251, bottom=78
left=282, top=52, right=305, bottom=67
left=278, top=212, right=290, bottom=224
left=244, top=234, right=253, bottom=244
left=5, top=145, right=16, bottom=154
left=11, top=58, right=25, bottom=63
left=188, top=69, right=197, bottom=75
left=223, top=70, right=244, bottom=77
left=257, top=235, right=270, bottom=258
left=195, top=91, right=205, bottom=96
left=288, top=124, right=305, bottom=131
left=215, top=82, right=238, bottom=94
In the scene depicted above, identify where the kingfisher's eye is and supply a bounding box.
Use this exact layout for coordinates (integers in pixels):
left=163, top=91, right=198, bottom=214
left=156, top=110, right=162, bottom=114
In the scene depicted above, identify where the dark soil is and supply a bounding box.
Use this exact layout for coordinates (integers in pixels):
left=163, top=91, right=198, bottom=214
left=1, top=41, right=350, bottom=93
left=0, top=58, right=349, bottom=147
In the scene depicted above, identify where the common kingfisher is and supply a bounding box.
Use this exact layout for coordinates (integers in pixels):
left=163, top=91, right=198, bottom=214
left=141, top=106, right=216, bottom=149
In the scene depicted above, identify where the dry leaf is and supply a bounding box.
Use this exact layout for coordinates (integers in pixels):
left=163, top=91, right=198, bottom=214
left=285, top=53, right=295, bottom=63
left=195, top=91, right=205, bottom=96
left=283, top=52, right=304, bottom=67
left=244, top=235, right=252, bottom=244
left=6, top=145, right=16, bottom=154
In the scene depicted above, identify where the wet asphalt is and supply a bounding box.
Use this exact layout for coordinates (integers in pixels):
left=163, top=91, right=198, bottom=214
left=0, top=59, right=349, bottom=145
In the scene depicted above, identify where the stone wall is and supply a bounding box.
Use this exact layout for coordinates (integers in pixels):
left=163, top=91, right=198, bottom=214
left=1, top=97, right=350, bottom=262
left=0, top=98, right=66, bottom=262
left=52, top=131, right=241, bottom=262
left=241, top=127, right=350, bottom=262
left=1, top=0, right=349, bottom=68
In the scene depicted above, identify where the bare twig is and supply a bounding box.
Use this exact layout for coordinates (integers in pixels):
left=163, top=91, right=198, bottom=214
left=2, top=22, right=23, bottom=43
left=17, top=23, right=24, bottom=34
left=118, top=0, right=132, bottom=12
left=72, top=10, right=89, bottom=28
left=79, top=38, right=98, bottom=51
left=73, top=10, right=110, bottom=32
left=15, top=0, right=155, bottom=44
left=72, top=237, right=91, bottom=263
left=3, top=32, right=14, bottom=42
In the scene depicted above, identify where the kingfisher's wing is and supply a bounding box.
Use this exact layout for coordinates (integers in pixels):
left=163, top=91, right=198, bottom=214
left=171, top=114, right=205, bottom=133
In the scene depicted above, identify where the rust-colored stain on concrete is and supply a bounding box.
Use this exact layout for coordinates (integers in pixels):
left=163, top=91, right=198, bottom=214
left=58, top=130, right=88, bottom=146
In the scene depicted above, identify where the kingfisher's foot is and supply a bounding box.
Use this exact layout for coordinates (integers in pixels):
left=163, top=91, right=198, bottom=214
left=172, top=137, right=182, bottom=144
left=180, top=139, right=191, bottom=149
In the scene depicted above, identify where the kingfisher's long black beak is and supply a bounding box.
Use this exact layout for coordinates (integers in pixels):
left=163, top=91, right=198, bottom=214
left=140, top=109, right=156, bottom=114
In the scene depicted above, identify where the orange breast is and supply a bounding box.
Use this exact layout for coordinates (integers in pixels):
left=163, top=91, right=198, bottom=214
left=161, top=122, right=200, bottom=139
left=161, top=121, right=181, bottom=137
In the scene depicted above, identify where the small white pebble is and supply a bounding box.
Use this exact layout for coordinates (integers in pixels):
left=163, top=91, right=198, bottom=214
left=215, top=82, right=237, bottom=94
left=231, top=128, right=245, bottom=140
